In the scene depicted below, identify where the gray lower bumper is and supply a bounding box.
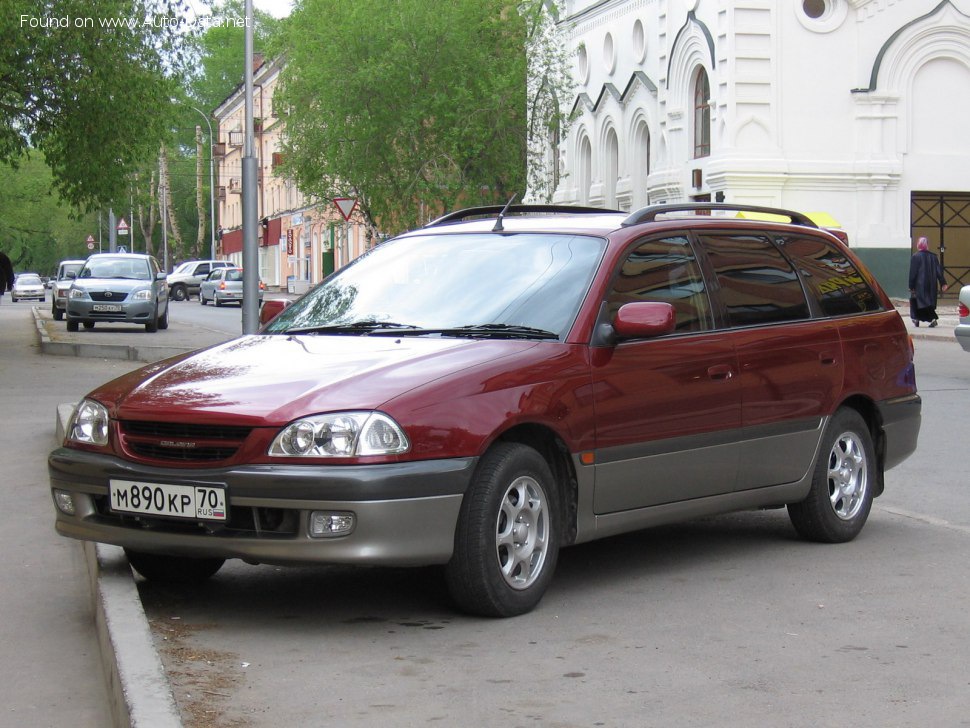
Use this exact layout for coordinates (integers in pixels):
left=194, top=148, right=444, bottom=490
left=49, top=449, right=476, bottom=567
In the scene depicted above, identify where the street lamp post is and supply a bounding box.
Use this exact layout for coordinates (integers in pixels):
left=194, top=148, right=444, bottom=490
left=190, top=106, right=218, bottom=261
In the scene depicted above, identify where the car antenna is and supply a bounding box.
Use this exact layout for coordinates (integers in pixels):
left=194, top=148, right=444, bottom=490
left=492, top=193, right=518, bottom=232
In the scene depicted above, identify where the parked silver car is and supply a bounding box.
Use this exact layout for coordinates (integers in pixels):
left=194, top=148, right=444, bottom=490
left=167, top=259, right=233, bottom=301
left=956, top=285, right=970, bottom=352
left=51, top=259, right=86, bottom=321
left=199, top=267, right=265, bottom=306
left=66, top=253, right=169, bottom=332
left=10, top=273, right=45, bottom=302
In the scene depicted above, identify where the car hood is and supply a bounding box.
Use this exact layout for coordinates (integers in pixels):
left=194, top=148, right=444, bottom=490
left=95, top=334, right=537, bottom=425
left=73, top=278, right=152, bottom=292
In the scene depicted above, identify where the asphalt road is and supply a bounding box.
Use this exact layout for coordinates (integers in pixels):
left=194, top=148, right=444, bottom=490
left=136, top=338, right=970, bottom=728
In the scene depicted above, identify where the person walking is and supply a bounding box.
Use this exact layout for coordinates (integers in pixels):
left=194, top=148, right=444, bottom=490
left=908, top=236, right=948, bottom=327
left=0, top=251, right=14, bottom=303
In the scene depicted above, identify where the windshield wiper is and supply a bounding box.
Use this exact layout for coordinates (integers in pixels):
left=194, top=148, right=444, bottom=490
left=286, top=321, right=420, bottom=335
left=376, top=324, right=559, bottom=340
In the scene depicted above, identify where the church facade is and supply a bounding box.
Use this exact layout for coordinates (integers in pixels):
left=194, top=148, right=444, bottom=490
left=539, top=0, right=970, bottom=295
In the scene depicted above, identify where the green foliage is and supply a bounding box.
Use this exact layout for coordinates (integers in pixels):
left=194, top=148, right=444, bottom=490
left=0, top=0, right=188, bottom=212
left=0, top=153, right=99, bottom=275
left=276, top=0, right=531, bottom=233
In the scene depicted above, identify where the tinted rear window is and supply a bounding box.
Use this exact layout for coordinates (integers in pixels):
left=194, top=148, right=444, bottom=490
left=699, top=234, right=810, bottom=327
left=780, top=236, right=882, bottom=316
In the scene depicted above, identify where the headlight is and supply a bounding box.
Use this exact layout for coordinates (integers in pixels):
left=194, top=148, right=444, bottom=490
left=69, top=288, right=89, bottom=300
left=132, top=289, right=153, bottom=301
left=68, top=399, right=110, bottom=446
left=269, top=412, right=409, bottom=458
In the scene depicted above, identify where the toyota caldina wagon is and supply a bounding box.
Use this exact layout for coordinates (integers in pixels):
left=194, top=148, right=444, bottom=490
left=49, top=204, right=921, bottom=617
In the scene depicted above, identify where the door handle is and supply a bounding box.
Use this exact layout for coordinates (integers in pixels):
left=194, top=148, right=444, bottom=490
left=819, top=352, right=837, bottom=366
left=707, top=364, right=734, bottom=381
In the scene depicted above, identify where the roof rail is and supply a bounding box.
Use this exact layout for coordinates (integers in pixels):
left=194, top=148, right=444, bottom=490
left=621, top=203, right=818, bottom=228
left=425, top=204, right=623, bottom=228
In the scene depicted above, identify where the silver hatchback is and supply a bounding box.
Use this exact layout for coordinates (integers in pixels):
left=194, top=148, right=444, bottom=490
left=66, top=253, right=169, bottom=332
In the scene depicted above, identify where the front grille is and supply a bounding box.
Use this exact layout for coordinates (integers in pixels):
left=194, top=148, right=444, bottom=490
left=120, top=420, right=253, bottom=463
left=90, top=290, right=130, bottom=302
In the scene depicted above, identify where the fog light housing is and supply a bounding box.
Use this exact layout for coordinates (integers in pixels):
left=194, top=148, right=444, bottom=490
left=53, top=490, right=76, bottom=516
left=309, top=511, right=355, bottom=538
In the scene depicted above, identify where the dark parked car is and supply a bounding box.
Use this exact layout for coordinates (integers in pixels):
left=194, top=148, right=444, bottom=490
left=65, top=253, right=169, bottom=332
left=49, top=203, right=920, bottom=617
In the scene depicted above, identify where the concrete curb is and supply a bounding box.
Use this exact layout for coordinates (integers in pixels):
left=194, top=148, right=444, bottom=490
left=34, top=307, right=193, bottom=362
left=55, top=405, right=182, bottom=728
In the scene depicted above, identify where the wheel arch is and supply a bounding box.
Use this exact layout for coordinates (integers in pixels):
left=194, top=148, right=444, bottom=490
left=494, top=423, right=579, bottom=546
left=836, top=394, right=885, bottom=497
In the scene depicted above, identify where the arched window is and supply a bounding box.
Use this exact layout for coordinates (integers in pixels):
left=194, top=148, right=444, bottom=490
left=579, top=135, right=592, bottom=205
left=693, top=67, right=711, bottom=159
left=634, top=120, right=651, bottom=205
left=605, top=128, right=619, bottom=208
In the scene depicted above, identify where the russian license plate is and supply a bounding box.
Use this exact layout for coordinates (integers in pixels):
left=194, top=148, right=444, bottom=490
left=92, top=304, right=122, bottom=312
left=109, top=479, right=227, bottom=521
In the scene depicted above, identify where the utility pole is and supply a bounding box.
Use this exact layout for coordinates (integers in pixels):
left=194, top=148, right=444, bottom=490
left=241, top=0, right=259, bottom=335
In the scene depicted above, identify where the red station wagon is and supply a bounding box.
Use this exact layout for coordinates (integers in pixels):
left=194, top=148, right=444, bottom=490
left=49, top=203, right=921, bottom=617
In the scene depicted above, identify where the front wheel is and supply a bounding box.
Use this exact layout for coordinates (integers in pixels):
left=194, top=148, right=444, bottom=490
left=170, top=284, right=187, bottom=302
left=446, top=443, right=561, bottom=617
left=66, top=318, right=79, bottom=332
left=124, top=549, right=225, bottom=583
left=788, top=408, right=875, bottom=543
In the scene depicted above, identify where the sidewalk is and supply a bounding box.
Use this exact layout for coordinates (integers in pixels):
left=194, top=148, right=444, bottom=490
left=891, top=298, right=961, bottom=344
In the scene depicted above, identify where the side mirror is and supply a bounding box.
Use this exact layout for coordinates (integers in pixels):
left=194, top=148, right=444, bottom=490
left=65, top=271, right=77, bottom=280
left=156, top=272, right=167, bottom=281
left=259, top=298, right=292, bottom=326
left=613, top=302, right=676, bottom=340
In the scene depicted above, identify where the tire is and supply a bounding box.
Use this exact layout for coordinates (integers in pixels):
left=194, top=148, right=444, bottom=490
left=446, top=442, right=561, bottom=617
left=66, top=318, right=79, bottom=332
left=215, top=295, right=223, bottom=307
left=145, top=308, right=158, bottom=333
left=200, top=291, right=207, bottom=305
left=788, top=408, right=875, bottom=543
left=158, top=306, right=169, bottom=330
left=52, top=303, right=63, bottom=321
left=124, top=549, right=225, bottom=583
left=171, top=284, right=188, bottom=302
left=82, top=321, right=95, bottom=330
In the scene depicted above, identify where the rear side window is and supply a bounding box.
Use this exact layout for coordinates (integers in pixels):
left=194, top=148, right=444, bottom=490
left=700, top=234, right=810, bottom=327
left=781, top=236, right=882, bottom=316
left=608, top=236, right=712, bottom=332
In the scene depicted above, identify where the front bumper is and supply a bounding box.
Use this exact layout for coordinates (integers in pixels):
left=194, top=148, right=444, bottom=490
left=956, top=323, right=970, bottom=352
left=67, top=299, right=156, bottom=323
left=49, top=448, right=475, bottom=566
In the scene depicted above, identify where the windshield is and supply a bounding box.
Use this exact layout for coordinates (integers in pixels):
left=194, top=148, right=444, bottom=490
left=80, top=256, right=151, bottom=281
left=265, top=233, right=606, bottom=339
left=59, top=263, right=83, bottom=279
left=18, top=275, right=41, bottom=285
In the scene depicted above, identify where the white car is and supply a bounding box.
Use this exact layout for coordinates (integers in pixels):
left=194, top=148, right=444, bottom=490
left=956, top=285, right=970, bottom=352
left=10, top=273, right=45, bottom=302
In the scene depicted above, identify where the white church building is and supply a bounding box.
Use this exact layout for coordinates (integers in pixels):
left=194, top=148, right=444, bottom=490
left=540, top=0, right=970, bottom=295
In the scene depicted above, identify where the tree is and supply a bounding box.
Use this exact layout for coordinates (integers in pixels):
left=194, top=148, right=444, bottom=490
left=0, top=153, right=99, bottom=274
left=0, top=0, right=191, bottom=212
left=276, top=0, right=539, bottom=235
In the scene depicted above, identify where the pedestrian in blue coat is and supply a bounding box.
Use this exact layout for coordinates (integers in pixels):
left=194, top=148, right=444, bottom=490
left=908, top=236, right=948, bottom=327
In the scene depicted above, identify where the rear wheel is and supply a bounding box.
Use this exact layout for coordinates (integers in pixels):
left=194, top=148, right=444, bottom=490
left=788, top=408, right=875, bottom=543
left=446, top=442, right=560, bottom=617
left=124, top=549, right=225, bottom=583
left=215, top=295, right=223, bottom=307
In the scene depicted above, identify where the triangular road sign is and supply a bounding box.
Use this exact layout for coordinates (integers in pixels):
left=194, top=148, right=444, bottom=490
left=333, top=197, right=358, bottom=221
